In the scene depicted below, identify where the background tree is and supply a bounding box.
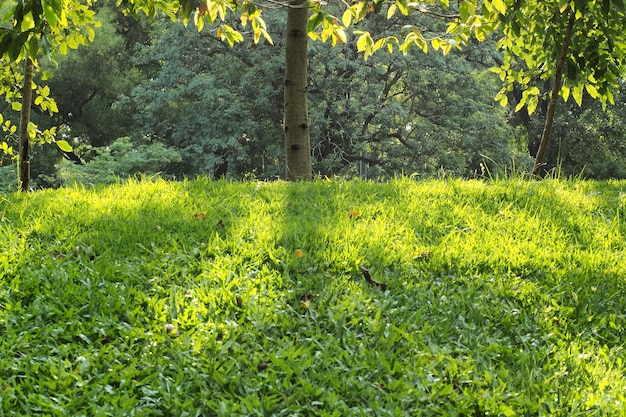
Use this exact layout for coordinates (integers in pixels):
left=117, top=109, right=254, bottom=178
left=43, top=5, right=521, bottom=182
left=119, top=17, right=284, bottom=179
left=4, top=0, right=626, bottom=187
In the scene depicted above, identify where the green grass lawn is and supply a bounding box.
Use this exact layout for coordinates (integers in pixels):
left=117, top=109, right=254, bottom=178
left=1, top=177, right=625, bottom=416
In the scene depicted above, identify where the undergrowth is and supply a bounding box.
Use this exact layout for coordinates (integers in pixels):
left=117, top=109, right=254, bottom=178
left=1, top=177, right=625, bottom=416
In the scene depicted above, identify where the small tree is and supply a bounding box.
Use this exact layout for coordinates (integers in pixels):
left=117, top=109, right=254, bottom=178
left=0, top=0, right=99, bottom=190
left=489, top=0, right=626, bottom=176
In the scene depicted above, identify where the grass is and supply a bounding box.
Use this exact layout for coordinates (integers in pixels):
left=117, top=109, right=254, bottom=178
left=0, top=177, right=625, bottom=416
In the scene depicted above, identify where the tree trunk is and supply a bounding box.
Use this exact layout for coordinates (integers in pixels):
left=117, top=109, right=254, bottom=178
left=283, top=0, right=312, bottom=180
left=18, top=56, right=34, bottom=192
left=532, top=10, right=576, bottom=177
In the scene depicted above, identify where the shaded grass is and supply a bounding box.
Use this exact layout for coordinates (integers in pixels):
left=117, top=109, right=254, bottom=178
left=1, top=177, right=625, bottom=416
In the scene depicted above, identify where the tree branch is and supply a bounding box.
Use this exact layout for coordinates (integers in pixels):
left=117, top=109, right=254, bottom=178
left=409, top=4, right=460, bottom=20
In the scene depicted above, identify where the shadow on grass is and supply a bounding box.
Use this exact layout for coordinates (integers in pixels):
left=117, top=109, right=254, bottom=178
left=1, top=177, right=626, bottom=415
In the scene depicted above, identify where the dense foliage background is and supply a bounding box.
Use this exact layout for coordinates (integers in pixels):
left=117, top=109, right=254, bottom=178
left=2, top=0, right=626, bottom=190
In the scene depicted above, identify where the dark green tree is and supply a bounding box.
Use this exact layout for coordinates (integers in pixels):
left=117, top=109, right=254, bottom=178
left=122, top=17, right=285, bottom=178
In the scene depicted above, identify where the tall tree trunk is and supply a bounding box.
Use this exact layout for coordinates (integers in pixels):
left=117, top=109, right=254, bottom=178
left=18, top=56, right=34, bottom=192
left=283, top=0, right=312, bottom=180
left=532, top=10, right=576, bottom=177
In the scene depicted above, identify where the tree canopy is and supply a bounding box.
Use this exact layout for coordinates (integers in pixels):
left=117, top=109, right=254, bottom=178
left=2, top=0, right=626, bottom=185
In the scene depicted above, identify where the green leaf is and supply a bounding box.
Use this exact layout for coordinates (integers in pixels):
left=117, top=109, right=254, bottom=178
left=459, top=1, right=470, bottom=21
left=42, top=1, right=59, bottom=27
left=574, top=0, right=587, bottom=11
left=56, top=140, right=73, bottom=153
left=572, top=84, right=584, bottom=106
left=32, top=0, right=44, bottom=26
left=27, top=36, right=39, bottom=59
left=613, top=0, right=625, bottom=11
left=9, top=31, right=30, bottom=61
left=356, top=33, right=369, bottom=52
left=342, top=9, right=352, bottom=27
left=585, top=83, right=599, bottom=98
left=307, top=12, right=324, bottom=33
left=396, top=0, right=409, bottom=15
left=491, top=0, right=506, bottom=14
left=0, top=34, right=13, bottom=56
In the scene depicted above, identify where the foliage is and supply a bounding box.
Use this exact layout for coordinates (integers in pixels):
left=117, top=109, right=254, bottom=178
left=120, top=17, right=284, bottom=179
left=0, top=0, right=101, bottom=158
left=493, top=0, right=626, bottom=113
left=40, top=4, right=147, bottom=148
left=307, top=25, right=529, bottom=178
left=113, top=9, right=524, bottom=180
left=1, top=178, right=626, bottom=414
left=509, top=81, right=626, bottom=178
left=3, top=0, right=626, bottom=183
left=56, top=136, right=182, bottom=185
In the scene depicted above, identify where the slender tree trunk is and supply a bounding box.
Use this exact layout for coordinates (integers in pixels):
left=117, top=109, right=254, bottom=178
left=283, top=0, right=312, bottom=180
left=18, top=56, right=34, bottom=192
left=532, top=10, right=576, bottom=177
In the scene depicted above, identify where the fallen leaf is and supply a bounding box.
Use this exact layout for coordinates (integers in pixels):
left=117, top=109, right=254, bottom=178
left=193, top=212, right=206, bottom=220
left=294, top=249, right=305, bottom=258
left=300, top=293, right=316, bottom=310
left=348, top=209, right=360, bottom=218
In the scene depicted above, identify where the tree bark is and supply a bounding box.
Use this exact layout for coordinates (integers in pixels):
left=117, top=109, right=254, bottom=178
left=532, top=10, right=576, bottom=177
left=18, top=56, right=34, bottom=192
left=283, top=0, right=312, bottom=180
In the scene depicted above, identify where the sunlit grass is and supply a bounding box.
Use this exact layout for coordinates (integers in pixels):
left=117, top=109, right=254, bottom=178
left=1, top=177, right=625, bottom=415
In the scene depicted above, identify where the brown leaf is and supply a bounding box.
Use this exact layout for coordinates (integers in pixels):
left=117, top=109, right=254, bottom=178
left=347, top=209, right=360, bottom=218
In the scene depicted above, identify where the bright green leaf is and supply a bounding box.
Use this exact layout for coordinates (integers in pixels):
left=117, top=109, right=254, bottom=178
left=572, top=84, right=584, bottom=106
left=342, top=9, right=352, bottom=27
left=396, top=0, right=409, bottom=15
left=42, top=1, right=59, bottom=27
left=560, top=84, right=570, bottom=102
left=56, top=139, right=73, bottom=152
left=356, top=33, right=369, bottom=52
left=334, top=28, right=347, bottom=44
left=491, top=0, right=506, bottom=14
left=585, top=83, right=599, bottom=98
